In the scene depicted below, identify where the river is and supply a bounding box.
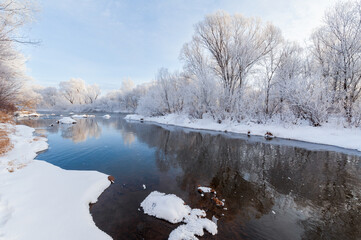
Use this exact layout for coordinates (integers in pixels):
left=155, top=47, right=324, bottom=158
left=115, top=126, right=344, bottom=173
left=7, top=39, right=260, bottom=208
left=17, top=113, right=361, bottom=240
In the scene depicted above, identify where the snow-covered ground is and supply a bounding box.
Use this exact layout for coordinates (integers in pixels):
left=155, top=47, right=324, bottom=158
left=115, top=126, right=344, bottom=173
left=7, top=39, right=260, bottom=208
left=125, top=114, right=361, bottom=152
left=0, top=124, right=111, bottom=240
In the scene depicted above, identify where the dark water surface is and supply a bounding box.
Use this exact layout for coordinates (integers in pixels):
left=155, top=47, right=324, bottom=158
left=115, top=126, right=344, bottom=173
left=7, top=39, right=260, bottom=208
left=18, top=113, right=361, bottom=240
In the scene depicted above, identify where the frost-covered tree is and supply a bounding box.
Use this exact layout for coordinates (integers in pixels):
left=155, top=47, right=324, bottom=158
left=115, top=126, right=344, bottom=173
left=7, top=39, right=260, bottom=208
left=39, top=87, right=58, bottom=107
left=0, top=45, right=25, bottom=111
left=85, top=84, right=100, bottom=104
left=16, top=83, right=42, bottom=111
left=181, top=37, right=221, bottom=119
left=260, top=39, right=286, bottom=117
left=59, top=78, right=99, bottom=105
left=312, top=0, right=361, bottom=123
left=89, top=79, right=148, bottom=113
left=137, top=69, right=187, bottom=116
left=185, top=11, right=282, bottom=116
left=273, top=44, right=331, bottom=126
left=35, top=86, right=68, bottom=109
left=0, top=0, right=36, bottom=112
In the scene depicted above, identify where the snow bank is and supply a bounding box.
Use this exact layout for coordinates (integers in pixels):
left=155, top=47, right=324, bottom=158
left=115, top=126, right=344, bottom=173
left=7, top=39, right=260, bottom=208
left=72, top=114, right=87, bottom=118
left=14, top=111, right=40, bottom=118
left=125, top=114, right=361, bottom=152
left=58, top=117, right=77, bottom=124
left=141, top=191, right=217, bottom=239
left=72, top=114, right=96, bottom=118
left=0, top=125, right=48, bottom=171
left=103, top=114, right=111, bottom=119
left=0, top=124, right=111, bottom=240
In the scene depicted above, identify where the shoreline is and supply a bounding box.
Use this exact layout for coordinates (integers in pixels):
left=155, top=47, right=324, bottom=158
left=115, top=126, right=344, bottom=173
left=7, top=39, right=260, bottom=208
left=0, top=124, right=112, bottom=240
left=124, top=114, right=361, bottom=153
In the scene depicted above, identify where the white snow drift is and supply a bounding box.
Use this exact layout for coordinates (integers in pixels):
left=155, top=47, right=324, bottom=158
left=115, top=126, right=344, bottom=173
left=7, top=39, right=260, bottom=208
left=0, top=124, right=111, bottom=240
left=141, top=191, right=217, bottom=239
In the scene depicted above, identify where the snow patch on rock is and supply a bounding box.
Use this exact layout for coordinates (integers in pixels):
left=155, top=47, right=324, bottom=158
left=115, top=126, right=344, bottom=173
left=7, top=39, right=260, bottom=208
left=197, top=186, right=212, bottom=193
left=141, top=191, right=217, bottom=239
left=58, top=117, right=77, bottom=124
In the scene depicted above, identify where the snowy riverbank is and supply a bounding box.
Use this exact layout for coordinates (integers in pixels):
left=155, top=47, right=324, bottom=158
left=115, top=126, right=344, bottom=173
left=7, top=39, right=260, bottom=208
left=0, top=124, right=111, bottom=240
left=125, top=114, right=361, bottom=152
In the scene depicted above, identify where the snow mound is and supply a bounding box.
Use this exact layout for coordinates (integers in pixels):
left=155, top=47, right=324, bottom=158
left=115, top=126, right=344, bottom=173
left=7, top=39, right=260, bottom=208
left=141, top=191, right=217, bottom=239
left=103, top=114, right=111, bottom=119
left=141, top=191, right=191, bottom=223
left=58, top=117, right=77, bottom=124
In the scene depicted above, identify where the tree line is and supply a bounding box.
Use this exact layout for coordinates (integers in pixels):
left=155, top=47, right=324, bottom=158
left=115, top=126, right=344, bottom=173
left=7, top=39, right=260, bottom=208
left=3, top=0, right=361, bottom=127
left=35, top=78, right=147, bottom=113
left=137, top=1, right=361, bottom=127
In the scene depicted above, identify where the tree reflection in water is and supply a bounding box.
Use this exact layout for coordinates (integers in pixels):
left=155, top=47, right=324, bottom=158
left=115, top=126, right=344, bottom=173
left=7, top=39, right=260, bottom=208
left=61, top=119, right=101, bottom=143
left=19, top=115, right=361, bottom=239
left=18, top=117, right=102, bottom=143
left=106, top=120, right=361, bottom=240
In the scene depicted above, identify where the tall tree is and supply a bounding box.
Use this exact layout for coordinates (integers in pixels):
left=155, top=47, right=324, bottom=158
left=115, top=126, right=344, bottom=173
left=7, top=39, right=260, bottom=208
left=186, top=11, right=282, bottom=115
left=312, top=0, right=361, bottom=123
left=0, top=0, right=36, bottom=112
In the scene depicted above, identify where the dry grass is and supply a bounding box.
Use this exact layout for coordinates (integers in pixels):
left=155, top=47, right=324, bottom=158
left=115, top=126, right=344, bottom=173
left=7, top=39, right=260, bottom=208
left=6, top=160, right=26, bottom=172
left=0, top=111, right=31, bottom=173
left=0, top=111, right=14, bottom=156
left=0, top=133, right=12, bottom=156
left=33, top=134, right=46, bottom=141
left=0, top=111, right=13, bottom=123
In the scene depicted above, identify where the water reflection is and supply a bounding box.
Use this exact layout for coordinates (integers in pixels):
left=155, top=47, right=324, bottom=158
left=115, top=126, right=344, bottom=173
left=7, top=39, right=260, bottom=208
left=20, top=115, right=361, bottom=240
left=18, top=117, right=102, bottom=143
left=97, top=119, right=361, bottom=240
left=61, top=119, right=102, bottom=143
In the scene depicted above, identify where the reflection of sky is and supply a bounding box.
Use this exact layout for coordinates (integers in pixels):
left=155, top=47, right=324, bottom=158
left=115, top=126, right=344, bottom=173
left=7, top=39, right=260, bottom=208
left=36, top=118, right=156, bottom=183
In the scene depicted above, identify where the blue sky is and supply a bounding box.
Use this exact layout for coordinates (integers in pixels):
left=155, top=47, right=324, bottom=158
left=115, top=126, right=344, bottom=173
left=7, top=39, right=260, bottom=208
left=23, top=0, right=338, bottom=92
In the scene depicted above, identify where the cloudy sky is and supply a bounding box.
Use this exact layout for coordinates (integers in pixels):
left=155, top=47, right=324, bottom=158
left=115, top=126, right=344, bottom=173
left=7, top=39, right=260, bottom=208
left=23, top=0, right=339, bottom=91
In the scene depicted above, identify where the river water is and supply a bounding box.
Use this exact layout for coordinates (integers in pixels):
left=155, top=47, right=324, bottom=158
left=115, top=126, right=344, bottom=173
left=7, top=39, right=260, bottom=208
left=18, top=113, right=361, bottom=240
